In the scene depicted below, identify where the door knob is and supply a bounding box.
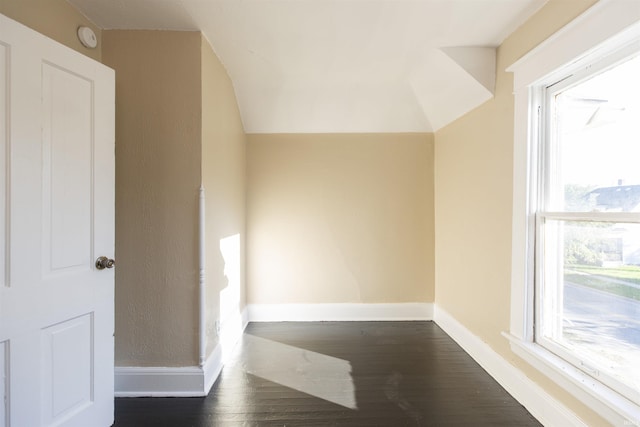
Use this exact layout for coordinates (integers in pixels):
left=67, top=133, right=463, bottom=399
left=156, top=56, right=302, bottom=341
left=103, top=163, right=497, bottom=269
left=95, top=256, right=115, bottom=270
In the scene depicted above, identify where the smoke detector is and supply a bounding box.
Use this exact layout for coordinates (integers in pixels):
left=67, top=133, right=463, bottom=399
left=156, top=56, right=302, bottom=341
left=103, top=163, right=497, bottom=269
left=77, top=26, right=97, bottom=49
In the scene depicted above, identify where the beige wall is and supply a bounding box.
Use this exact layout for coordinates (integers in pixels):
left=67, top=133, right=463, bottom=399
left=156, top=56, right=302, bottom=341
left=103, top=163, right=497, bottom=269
left=201, top=36, right=247, bottom=356
left=0, top=0, right=102, bottom=62
left=247, top=133, right=434, bottom=305
left=7, top=0, right=249, bottom=366
left=103, top=31, right=202, bottom=367
left=434, top=0, right=607, bottom=424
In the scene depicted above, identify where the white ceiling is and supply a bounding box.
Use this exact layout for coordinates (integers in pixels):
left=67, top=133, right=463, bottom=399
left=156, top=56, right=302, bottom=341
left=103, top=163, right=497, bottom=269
left=68, top=0, right=547, bottom=133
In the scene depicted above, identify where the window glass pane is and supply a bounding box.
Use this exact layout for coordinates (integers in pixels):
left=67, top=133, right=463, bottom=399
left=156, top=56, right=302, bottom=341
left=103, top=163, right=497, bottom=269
left=550, top=55, right=640, bottom=212
left=541, top=220, right=640, bottom=396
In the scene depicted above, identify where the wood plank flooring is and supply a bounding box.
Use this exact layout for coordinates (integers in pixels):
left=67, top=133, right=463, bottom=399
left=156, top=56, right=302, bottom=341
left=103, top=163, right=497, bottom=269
left=113, top=321, right=541, bottom=426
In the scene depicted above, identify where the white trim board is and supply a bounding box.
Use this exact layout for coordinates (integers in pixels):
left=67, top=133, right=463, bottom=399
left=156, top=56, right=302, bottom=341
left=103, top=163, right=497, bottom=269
left=115, top=307, right=250, bottom=397
left=115, top=343, right=222, bottom=398
left=246, top=303, right=434, bottom=322
left=433, top=306, right=587, bottom=427
left=203, top=343, right=223, bottom=396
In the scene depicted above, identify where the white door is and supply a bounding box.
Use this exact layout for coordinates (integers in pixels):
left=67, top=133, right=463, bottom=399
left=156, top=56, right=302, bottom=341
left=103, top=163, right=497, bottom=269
left=0, top=14, right=115, bottom=427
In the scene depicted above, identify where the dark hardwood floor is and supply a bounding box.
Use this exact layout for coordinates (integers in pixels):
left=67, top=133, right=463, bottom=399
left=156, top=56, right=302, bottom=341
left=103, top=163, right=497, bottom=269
left=114, top=321, right=541, bottom=426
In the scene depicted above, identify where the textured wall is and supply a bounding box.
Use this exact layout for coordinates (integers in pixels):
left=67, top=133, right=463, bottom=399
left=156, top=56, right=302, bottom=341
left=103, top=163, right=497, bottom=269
left=0, top=0, right=102, bottom=61
left=433, top=0, right=606, bottom=424
left=103, top=31, right=202, bottom=367
left=201, top=36, right=247, bottom=357
left=247, top=133, right=434, bottom=305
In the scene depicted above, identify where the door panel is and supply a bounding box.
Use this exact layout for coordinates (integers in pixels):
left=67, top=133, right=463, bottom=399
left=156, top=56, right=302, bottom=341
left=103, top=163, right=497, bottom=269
left=41, top=314, right=93, bottom=425
left=42, top=63, right=93, bottom=275
left=0, top=14, right=114, bottom=427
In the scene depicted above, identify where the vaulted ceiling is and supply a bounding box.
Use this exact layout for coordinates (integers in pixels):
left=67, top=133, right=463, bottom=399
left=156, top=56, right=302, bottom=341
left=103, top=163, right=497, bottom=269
left=69, top=0, right=547, bottom=133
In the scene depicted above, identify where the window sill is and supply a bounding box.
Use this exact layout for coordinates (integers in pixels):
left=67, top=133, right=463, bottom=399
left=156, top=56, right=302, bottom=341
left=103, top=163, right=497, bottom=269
left=503, top=332, right=640, bottom=426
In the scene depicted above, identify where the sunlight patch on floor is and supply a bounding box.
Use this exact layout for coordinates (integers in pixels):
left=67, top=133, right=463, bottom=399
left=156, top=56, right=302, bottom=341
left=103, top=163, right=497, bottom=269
left=233, top=334, right=358, bottom=410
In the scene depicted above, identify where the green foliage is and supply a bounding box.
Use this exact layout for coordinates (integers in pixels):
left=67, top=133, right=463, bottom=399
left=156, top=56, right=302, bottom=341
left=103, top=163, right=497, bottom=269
left=561, top=185, right=616, bottom=266
left=564, top=223, right=620, bottom=267
left=565, top=237, right=601, bottom=266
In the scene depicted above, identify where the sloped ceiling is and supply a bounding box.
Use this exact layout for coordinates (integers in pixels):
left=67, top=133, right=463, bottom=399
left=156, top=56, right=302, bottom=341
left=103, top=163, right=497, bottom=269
left=69, top=0, right=547, bottom=133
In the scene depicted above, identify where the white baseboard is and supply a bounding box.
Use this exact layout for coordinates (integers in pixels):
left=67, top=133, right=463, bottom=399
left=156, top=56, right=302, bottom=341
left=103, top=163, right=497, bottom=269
left=203, top=343, right=222, bottom=395
left=115, top=344, right=223, bottom=397
left=115, top=366, right=208, bottom=398
left=246, top=303, right=433, bottom=322
left=433, top=306, right=586, bottom=427
left=115, top=308, right=251, bottom=398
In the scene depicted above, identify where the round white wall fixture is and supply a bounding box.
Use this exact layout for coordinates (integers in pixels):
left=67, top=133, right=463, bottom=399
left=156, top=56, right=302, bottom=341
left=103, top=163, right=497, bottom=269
left=77, top=26, right=97, bottom=49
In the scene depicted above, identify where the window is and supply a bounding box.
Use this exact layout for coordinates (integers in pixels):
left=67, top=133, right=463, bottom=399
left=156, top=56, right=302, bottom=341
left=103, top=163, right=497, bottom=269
left=537, top=50, right=640, bottom=407
left=507, top=2, right=640, bottom=424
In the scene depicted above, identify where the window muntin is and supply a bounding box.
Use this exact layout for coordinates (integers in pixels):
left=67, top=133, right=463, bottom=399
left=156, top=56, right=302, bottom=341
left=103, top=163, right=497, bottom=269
left=536, top=52, right=640, bottom=406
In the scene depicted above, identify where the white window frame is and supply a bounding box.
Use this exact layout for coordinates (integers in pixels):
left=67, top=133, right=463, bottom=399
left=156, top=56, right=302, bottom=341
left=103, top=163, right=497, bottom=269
left=506, top=0, right=640, bottom=424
